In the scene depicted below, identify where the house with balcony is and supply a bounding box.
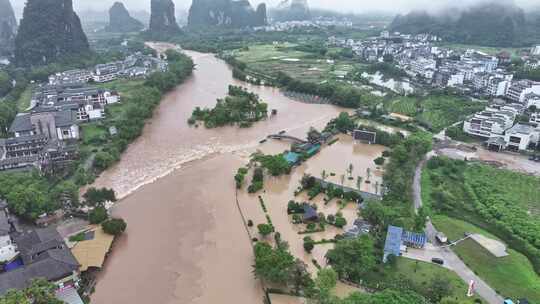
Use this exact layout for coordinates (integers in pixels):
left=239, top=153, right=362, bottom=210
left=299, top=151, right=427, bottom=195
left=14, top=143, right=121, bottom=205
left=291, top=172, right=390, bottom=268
left=506, top=80, right=540, bottom=104
left=463, top=104, right=522, bottom=138
left=504, top=124, right=539, bottom=151
left=524, top=93, right=540, bottom=109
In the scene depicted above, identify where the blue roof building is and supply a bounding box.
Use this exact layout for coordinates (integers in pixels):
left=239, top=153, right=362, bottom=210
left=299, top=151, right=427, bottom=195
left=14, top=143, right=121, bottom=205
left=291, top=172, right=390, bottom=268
left=402, top=230, right=427, bottom=248
left=383, top=226, right=403, bottom=263
left=284, top=152, right=300, bottom=165
left=383, top=225, right=427, bottom=263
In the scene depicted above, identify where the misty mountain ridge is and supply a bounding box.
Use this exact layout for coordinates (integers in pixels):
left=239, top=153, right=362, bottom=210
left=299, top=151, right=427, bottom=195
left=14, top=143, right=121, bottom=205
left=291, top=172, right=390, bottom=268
left=149, top=0, right=182, bottom=35
left=390, top=0, right=540, bottom=47
left=105, top=2, right=145, bottom=32
left=271, top=0, right=311, bottom=22
left=187, top=0, right=267, bottom=28
left=15, top=0, right=89, bottom=66
left=0, top=0, right=17, bottom=56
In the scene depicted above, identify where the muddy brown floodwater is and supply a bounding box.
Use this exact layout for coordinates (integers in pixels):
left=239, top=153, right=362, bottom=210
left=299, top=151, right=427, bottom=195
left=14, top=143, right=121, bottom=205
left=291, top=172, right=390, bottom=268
left=90, top=45, right=347, bottom=304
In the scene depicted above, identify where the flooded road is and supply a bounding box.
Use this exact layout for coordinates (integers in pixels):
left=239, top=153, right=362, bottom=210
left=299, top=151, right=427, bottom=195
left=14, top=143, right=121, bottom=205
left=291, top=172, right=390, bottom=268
left=90, top=46, right=346, bottom=303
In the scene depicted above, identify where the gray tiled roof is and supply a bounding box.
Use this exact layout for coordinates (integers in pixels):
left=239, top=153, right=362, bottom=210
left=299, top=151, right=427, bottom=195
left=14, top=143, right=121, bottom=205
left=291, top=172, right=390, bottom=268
left=8, top=109, right=76, bottom=134
left=8, top=113, right=32, bottom=133
left=0, top=227, right=80, bottom=295
left=507, top=123, right=534, bottom=135
left=54, top=110, right=76, bottom=128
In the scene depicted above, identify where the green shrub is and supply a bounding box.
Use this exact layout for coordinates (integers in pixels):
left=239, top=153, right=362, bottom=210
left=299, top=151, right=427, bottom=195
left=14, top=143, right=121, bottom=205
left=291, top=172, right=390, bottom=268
left=335, top=217, right=347, bottom=228
left=102, top=218, right=127, bottom=236
left=89, top=206, right=108, bottom=224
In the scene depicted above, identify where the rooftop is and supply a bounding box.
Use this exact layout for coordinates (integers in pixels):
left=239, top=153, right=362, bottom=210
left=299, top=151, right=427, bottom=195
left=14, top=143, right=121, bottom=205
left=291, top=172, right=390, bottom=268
left=383, top=225, right=403, bottom=262
left=507, top=123, right=535, bottom=135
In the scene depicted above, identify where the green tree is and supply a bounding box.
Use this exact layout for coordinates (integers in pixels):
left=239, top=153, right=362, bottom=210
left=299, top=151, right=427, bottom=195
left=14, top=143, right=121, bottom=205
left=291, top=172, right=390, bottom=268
left=0, top=279, right=62, bottom=304
left=325, top=235, right=376, bottom=282
left=334, top=112, right=355, bottom=133
left=314, top=268, right=338, bottom=304
left=253, top=242, right=295, bottom=284
left=83, top=187, right=116, bottom=206
left=102, top=218, right=127, bottom=236
left=427, top=277, right=453, bottom=303
left=89, top=205, right=109, bottom=224
left=0, top=71, right=12, bottom=97
left=303, top=236, right=315, bottom=253
left=257, top=223, right=273, bottom=237
left=334, top=216, right=347, bottom=228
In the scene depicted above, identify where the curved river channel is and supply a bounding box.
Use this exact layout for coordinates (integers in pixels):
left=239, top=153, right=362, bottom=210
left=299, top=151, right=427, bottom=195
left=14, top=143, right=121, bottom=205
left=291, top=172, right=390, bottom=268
left=90, top=46, right=346, bottom=304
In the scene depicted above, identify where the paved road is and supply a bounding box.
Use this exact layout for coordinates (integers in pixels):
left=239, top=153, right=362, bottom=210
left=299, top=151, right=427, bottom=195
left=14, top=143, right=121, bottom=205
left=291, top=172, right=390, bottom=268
left=413, top=153, right=505, bottom=304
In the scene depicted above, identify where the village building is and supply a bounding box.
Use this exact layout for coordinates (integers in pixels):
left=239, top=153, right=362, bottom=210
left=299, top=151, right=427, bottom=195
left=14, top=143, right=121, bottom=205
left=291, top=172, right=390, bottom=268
left=504, top=124, right=539, bottom=152
left=0, top=227, right=81, bottom=297
left=48, top=69, right=93, bottom=86
left=463, top=104, right=522, bottom=138
left=9, top=108, right=80, bottom=141
left=506, top=80, right=540, bottom=104
left=383, top=225, right=427, bottom=263
left=524, top=93, right=540, bottom=109
left=31, top=85, right=119, bottom=122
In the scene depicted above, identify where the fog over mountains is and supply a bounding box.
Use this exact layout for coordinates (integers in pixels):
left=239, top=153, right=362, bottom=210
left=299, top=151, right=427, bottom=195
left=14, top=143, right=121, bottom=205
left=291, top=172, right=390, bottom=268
left=9, top=0, right=539, bottom=18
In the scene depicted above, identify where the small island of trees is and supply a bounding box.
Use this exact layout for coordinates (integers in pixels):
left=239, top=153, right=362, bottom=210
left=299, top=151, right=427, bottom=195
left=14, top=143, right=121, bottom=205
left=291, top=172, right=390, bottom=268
left=189, top=85, right=268, bottom=128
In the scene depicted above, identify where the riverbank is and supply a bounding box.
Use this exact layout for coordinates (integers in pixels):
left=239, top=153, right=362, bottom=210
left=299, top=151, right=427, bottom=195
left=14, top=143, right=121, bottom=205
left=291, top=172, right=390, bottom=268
left=90, top=46, right=346, bottom=303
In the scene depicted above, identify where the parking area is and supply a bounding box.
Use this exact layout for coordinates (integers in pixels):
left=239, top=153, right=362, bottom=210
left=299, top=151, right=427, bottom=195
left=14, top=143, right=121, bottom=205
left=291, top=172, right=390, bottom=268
left=401, top=243, right=453, bottom=270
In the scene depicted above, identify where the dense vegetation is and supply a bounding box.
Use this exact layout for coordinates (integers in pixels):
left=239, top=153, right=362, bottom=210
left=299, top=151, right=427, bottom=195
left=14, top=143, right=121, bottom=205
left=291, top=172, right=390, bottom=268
left=276, top=72, right=368, bottom=108
left=0, top=172, right=78, bottom=220
left=189, top=85, right=268, bottom=128
left=388, top=93, right=485, bottom=132
left=0, top=279, right=62, bottom=304
left=423, top=157, right=540, bottom=275
left=514, top=67, right=540, bottom=82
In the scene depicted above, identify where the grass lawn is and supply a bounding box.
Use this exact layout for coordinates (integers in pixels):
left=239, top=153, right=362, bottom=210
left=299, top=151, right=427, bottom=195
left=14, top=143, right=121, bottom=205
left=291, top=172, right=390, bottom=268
left=233, top=43, right=358, bottom=83
left=94, top=78, right=145, bottom=99
left=432, top=215, right=540, bottom=302
left=464, top=165, right=540, bottom=217
left=417, top=95, right=485, bottom=132
left=364, top=257, right=479, bottom=303
left=387, top=97, right=418, bottom=116
left=386, top=94, right=485, bottom=132
left=16, top=85, right=33, bottom=111
left=81, top=123, right=108, bottom=146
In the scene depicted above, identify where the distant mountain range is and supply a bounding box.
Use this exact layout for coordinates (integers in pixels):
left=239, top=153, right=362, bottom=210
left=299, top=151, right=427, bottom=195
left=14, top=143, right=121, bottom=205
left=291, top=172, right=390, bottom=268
left=271, top=0, right=311, bottom=22
left=390, top=2, right=540, bottom=47
left=0, top=0, right=17, bottom=56
left=187, top=0, right=267, bottom=28
left=15, top=0, right=89, bottom=66
left=105, top=2, right=144, bottom=33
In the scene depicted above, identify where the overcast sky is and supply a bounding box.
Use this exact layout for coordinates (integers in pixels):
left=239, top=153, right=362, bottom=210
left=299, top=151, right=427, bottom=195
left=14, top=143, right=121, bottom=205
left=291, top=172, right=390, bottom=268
left=10, top=0, right=540, bottom=17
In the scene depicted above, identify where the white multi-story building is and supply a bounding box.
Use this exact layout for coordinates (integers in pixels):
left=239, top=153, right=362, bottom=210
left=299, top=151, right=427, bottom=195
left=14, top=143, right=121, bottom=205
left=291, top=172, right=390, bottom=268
left=530, top=112, right=540, bottom=126
left=487, top=78, right=512, bottom=97
left=463, top=104, right=522, bottom=138
left=504, top=124, right=539, bottom=151
left=409, top=57, right=437, bottom=79
left=525, top=93, right=540, bottom=109
left=506, top=80, right=540, bottom=104
left=531, top=45, right=540, bottom=56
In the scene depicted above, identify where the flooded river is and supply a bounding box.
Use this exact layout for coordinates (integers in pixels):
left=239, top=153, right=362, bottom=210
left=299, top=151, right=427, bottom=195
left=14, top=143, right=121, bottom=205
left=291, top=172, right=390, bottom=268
left=90, top=46, right=347, bottom=303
